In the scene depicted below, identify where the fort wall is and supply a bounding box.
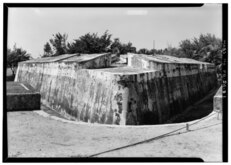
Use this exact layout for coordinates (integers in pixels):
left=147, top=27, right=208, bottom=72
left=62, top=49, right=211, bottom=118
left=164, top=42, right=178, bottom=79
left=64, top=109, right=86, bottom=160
left=15, top=53, right=217, bottom=125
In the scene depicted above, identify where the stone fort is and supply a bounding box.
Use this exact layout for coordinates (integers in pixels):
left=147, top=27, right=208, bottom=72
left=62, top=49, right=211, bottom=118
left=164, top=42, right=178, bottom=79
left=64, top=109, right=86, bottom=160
left=15, top=53, right=217, bottom=125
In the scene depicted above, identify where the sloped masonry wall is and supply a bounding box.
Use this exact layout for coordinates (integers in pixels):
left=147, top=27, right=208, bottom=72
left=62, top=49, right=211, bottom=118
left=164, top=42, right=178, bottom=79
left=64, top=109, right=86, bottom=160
left=123, top=54, right=217, bottom=124
left=124, top=70, right=217, bottom=125
left=16, top=61, right=128, bottom=124
left=16, top=63, right=217, bottom=125
left=15, top=54, right=128, bottom=125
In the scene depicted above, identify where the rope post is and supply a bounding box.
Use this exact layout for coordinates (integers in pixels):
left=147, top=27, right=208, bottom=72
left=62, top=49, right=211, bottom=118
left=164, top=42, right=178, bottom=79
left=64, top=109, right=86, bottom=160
left=217, top=111, right=222, bottom=120
left=217, top=112, right=220, bottom=120
left=186, top=123, right=189, bottom=131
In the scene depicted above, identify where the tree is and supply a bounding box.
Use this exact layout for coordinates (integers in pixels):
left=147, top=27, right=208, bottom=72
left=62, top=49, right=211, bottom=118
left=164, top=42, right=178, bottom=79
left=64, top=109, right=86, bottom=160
left=67, top=40, right=87, bottom=54
left=67, top=31, right=112, bottom=54
left=49, top=33, right=68, bottom=56
left=138, top=48, right=149, bottom=54
left=110, top=38, right=121, bottom=54
left=7, top=45, right=31, bottom=76
left=179, top=39, right=195, bottom=58
left=44, top=31, right=138, bottom=56
left=179, top=33, right=222, bottom=65
left=197, top=34, right=222, bottom=65
left=110, top=39, right=136, bottom=55
left=98, top=30, right=113, bottom=52
left=43, top=42, right=53, bottom=57
left=123, top=42, right=136, bottom=54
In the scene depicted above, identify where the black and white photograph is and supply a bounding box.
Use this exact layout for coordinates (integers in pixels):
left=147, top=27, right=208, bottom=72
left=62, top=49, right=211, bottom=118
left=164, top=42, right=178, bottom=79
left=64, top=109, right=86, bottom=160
left=3, top=3, right=228, bottom=162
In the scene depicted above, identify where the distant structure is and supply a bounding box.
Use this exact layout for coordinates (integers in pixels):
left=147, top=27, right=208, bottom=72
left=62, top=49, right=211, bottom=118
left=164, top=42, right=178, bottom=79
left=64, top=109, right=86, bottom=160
left=15, top=53, right=217, bottom=125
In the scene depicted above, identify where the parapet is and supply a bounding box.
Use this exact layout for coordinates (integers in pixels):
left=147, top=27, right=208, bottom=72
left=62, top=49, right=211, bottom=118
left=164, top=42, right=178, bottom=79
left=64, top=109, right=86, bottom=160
left=128, top=53, right=215, bottom=77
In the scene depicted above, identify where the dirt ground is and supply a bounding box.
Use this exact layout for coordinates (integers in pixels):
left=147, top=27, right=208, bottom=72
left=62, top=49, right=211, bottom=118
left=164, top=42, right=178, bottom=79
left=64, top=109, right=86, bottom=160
left=7, top=109, right=222, bottom=162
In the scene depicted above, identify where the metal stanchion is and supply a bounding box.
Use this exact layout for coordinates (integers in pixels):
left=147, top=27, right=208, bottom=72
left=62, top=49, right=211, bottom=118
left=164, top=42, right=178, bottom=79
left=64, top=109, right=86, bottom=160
left=186, top=123, right=189, bottom=131
left=217, top=111, right=220, bottom=120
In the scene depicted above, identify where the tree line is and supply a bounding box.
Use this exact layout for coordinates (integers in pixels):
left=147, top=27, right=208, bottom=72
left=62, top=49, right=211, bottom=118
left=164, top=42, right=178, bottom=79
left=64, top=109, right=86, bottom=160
left=43, top=31, right=137, bottom=57
left=43, top=31, right=222, bottom=66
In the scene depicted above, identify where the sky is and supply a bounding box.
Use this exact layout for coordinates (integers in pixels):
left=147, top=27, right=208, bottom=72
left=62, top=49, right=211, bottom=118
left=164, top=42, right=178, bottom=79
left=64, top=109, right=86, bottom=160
left=8, top=4, right=222, bottom=58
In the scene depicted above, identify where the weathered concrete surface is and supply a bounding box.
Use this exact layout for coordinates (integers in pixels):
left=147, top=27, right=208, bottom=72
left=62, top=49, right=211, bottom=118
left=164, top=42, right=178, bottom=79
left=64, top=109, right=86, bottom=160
left=128, top=53, right=215, bottom=75
left=15, top=53, right=111, bottom=89
left=15, top=53, right=217, bottom=125
left=7, top=82, right=40, bottom=111
left=124, top=54, right=217, bottom=124
left=15, top=53, right=118, bottom=124
left=213, top=86, right=222, bottom=112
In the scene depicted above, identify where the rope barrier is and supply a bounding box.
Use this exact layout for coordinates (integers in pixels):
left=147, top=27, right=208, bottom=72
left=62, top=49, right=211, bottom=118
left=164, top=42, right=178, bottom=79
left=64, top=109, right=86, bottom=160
left=188, top=112, right=217, bottom=127
left=88, top=112, right=218, bottom=157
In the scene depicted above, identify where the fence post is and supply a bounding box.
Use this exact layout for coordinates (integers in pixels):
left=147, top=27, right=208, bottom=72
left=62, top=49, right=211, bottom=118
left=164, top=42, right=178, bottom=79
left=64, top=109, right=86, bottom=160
left=186, top=123, right=189, bottom=131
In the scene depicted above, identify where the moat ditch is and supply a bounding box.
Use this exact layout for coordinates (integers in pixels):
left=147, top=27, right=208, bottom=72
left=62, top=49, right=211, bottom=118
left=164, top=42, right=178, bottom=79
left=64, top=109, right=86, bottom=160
left=165, top=87, right=217, bottom=124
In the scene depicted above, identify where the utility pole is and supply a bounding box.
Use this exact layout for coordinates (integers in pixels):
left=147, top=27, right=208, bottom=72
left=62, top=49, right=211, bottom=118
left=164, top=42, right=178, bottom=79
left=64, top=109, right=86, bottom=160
left=153, top=40, right=155, bottom=56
